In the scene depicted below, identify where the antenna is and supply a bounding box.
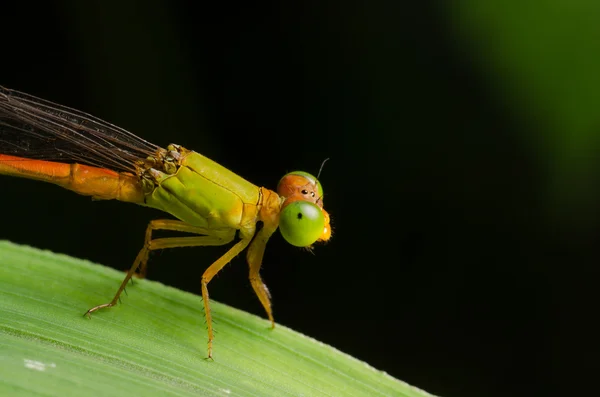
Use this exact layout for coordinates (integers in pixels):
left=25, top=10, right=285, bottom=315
left=316, top=157, right=330, bottom=180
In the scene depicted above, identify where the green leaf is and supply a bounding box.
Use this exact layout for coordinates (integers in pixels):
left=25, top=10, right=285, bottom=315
left=0, top=240, right=434, bottom=397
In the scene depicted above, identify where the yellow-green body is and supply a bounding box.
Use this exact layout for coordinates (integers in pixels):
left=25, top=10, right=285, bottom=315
left=145, top=151, right=266, bottom=232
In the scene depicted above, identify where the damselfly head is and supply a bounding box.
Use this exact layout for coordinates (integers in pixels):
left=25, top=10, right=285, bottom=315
left=277, top=170, right=332, bottom=248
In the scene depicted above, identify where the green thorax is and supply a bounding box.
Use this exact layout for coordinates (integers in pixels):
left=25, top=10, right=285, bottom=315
left=141, top=146, right=262, bottom=230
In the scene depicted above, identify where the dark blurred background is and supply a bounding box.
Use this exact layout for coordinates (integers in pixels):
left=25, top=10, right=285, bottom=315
left=2, top=1, right=599, bottom=396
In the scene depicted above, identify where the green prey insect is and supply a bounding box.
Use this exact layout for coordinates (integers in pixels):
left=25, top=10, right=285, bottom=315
left=0, top=85, right=332, bottom=358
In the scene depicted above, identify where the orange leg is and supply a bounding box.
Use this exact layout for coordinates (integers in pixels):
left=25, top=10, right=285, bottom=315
left=84, top=219, right=238, bottom=358
left=246, top=223, right=278, bottom=329
left=200, top=236, right=254, bottom=358
left=134, top=219, right=230, bottom=278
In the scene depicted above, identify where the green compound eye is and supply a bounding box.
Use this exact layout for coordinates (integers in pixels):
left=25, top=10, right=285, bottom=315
left=279, top=200, right=325, bottom=247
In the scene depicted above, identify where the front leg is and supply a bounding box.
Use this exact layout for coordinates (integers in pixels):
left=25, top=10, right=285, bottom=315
left=246, top=223, right=278, bottom=328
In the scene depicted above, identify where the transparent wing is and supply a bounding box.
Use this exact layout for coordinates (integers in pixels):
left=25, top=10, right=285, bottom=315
left=0, top=85, right=160, bottom=173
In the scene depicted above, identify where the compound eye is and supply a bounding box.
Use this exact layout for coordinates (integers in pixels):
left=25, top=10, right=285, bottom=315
left=277, top=171, right=324, bottom=202
left=279, top=200, right=325, bottom=247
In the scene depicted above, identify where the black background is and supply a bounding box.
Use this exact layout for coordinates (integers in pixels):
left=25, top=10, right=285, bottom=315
left=2, top=2, right=599, bottom=397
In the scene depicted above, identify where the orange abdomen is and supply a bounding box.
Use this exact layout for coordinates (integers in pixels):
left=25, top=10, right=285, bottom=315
left=0, top=154, right=144, bottom=203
